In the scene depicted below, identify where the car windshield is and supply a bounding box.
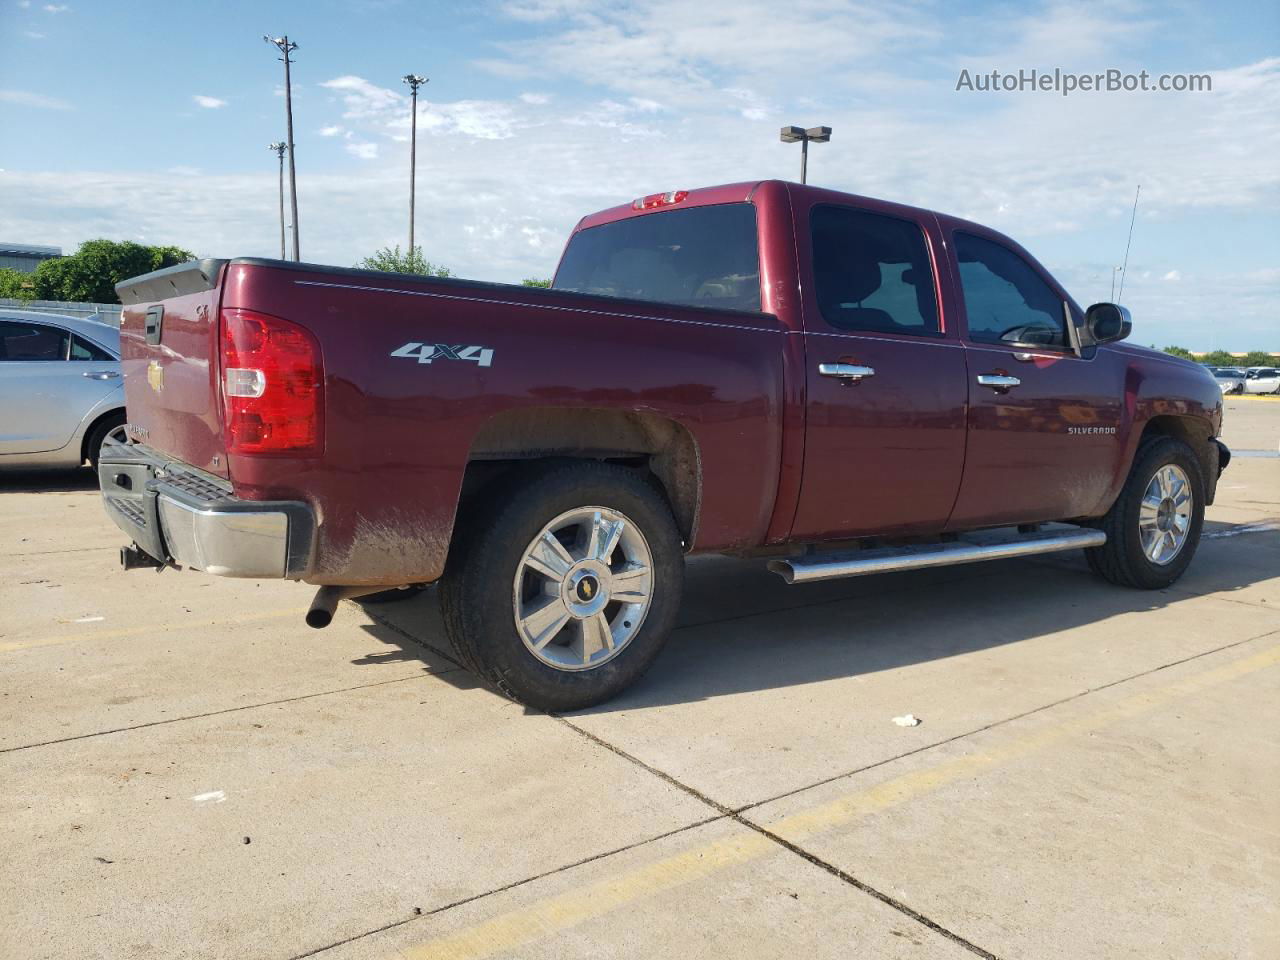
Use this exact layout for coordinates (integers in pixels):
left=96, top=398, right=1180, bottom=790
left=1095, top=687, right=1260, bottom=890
left=1213, top=369, right=1243, bottom=378
left=554, top=202, right=761, bottom=312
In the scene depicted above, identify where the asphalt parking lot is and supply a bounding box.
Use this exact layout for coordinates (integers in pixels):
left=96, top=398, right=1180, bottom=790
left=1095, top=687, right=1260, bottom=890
left=2, top=397, right=1277, bottom=960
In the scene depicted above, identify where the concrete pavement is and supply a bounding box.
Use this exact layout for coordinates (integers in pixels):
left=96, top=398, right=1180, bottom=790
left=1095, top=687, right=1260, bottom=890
left=2, top=395, right=1276, bottom=960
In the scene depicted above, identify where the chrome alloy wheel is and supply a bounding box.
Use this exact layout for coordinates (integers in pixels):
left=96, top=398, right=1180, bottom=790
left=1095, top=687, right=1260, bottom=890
left=512, top=506, right=654, bottom=671
left=1139, top=464, right=1193, bottom=565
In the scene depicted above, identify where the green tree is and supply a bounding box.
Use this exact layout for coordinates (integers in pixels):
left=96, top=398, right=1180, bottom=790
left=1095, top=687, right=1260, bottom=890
left=1162, top=345, right=1194, bottom=360
left=521, top=277, right=551, bottom=288
left=1200, top=350, right=1237, bottom=367
left=356, top=245, right=452, bottom=277
left=0, top=266, right=35, bottom=301
left=1241, top=350, right=1280, bottom=367
left=30, top=239, right=194, bottom=304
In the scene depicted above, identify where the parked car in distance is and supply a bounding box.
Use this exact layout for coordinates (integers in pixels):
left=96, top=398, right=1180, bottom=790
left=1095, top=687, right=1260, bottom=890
left=1207, top=367, right=1245, bottom=394
left=0, top=310, right=126, bottom=470
left=1243, top=367, right=1280, bottom=394
left=100, top=180, right=1229, bottom=710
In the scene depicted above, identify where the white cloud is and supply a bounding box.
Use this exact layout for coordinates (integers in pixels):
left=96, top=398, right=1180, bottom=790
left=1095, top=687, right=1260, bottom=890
left=17, top=1, right=32, bottom=8
left=519, top=92, right=550, bottom=105
left=192, top=95, right=227, bottom=109
left=0, top=88, right=70, bottom=109
left=319, top=125, right=344, bottom=137
left=1163, top=270, right=1181, bottom=281
left=321, top=75, right=401, bottom=117
left=321, top=74, right=523, bottom=141
left=24, top=30, right=44, bottom=38
left=722, top=87, right=770, bottom=121
left=346, top=141, right=378, bottom=160
left=42, top=2, right=68, bottom=11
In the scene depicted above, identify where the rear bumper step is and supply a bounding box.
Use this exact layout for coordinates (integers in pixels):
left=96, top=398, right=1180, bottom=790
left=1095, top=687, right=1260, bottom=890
left=98, top=437, right=314, bottom=579
left=768, top=527, right=1106, bottom=584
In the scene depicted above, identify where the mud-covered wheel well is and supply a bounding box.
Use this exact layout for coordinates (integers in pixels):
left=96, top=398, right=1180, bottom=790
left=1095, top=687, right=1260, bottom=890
left=457, top=408, right=701, bottom=546
left=1139, top=414, right=1220, bottom=504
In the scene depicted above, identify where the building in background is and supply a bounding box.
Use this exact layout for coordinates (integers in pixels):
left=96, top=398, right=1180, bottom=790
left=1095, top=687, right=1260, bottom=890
left=0, top=243, right=62, bottom=273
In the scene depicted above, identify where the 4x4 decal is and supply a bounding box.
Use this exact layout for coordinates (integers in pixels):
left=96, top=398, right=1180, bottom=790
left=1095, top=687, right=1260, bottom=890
left=391, top=342, right=494, bottom=367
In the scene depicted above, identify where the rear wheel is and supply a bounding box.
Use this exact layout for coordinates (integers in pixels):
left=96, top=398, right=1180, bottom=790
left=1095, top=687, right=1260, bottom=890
left=1085, top=436, right=1205, bottom=589
left=440, top=461, right=683, bottom=711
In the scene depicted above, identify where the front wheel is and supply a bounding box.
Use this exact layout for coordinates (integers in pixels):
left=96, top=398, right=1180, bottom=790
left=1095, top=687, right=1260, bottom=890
left=440, top=461, right=684, bottom=711
left=1085, top=436, right=1205, bottom=589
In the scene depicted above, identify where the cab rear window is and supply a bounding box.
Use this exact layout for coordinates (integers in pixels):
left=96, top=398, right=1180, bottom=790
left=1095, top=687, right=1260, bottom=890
left=554, top=203, right=761, bottom=312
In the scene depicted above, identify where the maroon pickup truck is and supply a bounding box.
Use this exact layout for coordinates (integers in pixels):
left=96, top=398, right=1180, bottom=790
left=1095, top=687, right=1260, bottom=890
left=100, top=180, right=1228, bottom=709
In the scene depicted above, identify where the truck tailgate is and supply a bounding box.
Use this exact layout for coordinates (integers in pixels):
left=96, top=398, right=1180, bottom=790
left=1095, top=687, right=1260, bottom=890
left=116, top=260, right=230, bottom=478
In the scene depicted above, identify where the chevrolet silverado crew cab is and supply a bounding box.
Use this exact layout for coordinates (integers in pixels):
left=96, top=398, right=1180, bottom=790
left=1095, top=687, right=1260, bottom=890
left=100, top=181, right=1229, bottom=710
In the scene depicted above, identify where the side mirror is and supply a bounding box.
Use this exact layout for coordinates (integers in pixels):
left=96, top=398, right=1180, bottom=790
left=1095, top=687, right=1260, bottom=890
left=1084, top=302, right=1132, bottom=345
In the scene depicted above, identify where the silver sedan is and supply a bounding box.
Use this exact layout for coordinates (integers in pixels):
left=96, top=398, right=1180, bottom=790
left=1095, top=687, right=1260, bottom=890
left=1243, top=367, right=1280, bottom=395
left=0, top=310, right=126, bottom=469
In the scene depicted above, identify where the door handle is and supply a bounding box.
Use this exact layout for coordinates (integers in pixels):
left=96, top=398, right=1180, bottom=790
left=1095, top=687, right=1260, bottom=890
left=818, top=362, right=875, bottom=382
left=82, top=370, right=121, bottom=380
left=976, top=374, right=1020, bottom=390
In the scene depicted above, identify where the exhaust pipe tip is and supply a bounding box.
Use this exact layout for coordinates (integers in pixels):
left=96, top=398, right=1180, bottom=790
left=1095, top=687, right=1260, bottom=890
left=766, top=559, right=796, bottom=584
left=306, top=584, right=402, bottom=629
left=305, top=608, right=334, bottom=629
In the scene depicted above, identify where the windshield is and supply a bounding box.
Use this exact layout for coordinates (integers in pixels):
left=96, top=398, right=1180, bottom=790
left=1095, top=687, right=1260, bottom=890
left=554, top=203, right=761, bottom=312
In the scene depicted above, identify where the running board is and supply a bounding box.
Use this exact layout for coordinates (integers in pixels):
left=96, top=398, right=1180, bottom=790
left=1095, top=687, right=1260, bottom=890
left=768, top=528, right=1106, bottom=585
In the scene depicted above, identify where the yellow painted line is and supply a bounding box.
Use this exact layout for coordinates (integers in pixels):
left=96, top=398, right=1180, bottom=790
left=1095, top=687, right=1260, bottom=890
left=0, top=607, right=306, bottom=653
left=391, top=642, right=1280, bottom=960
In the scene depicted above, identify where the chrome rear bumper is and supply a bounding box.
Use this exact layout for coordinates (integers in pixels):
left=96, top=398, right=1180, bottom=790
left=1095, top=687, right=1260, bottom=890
left=98, top=438, right=313, bottom=578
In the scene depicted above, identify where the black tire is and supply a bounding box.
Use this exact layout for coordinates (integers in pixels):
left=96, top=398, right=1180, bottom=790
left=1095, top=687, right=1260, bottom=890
left=439, top=460, right=684, bottom=711
left=1085, top=436, right=1205, bottom=589
left=85, top=413, right=127, bottom=469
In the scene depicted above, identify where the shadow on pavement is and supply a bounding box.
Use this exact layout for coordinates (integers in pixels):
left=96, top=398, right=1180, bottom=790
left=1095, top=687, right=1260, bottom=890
left=348, top=518, right=1278, bottom=713
left=0, top=467, right=98, bottom=494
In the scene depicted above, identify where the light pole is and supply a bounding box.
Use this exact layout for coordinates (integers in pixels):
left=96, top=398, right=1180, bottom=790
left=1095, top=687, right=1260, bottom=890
left=264, top=34, right=301, bottom=261
left=268, top=142, right=287, bottom=259
left=780, top=125, right=831, bottom=184
left=402, top=74, right=428, bottom=259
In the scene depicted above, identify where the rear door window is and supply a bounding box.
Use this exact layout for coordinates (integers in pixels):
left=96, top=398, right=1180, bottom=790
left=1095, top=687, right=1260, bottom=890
left=555, top=203, right=761, bottom=311
left=70, top=334, right=115, bottom=361
left=809, top=205, right=940, bottom=336
left=0, top=320, right=69, bottom=361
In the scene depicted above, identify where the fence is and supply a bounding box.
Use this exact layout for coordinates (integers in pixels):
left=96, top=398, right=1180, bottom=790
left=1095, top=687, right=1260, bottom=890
left=0, top=298, right=122, bottom=326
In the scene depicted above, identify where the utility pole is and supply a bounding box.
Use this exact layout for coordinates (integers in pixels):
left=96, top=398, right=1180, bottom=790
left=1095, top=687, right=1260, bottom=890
left=264, top=34, right=301, bottom=261
left=402, top=74, right=428, bottom=259
left=268, top=142, right=287, bottom=259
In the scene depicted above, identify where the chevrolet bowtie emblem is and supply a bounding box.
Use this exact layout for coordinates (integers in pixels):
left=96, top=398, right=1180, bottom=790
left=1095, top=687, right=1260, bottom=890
left=147, top=360, right=163, bottom=392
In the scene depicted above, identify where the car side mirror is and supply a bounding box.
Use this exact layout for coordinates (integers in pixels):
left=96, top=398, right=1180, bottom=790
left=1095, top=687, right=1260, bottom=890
left=1084, top=302, right=1132, bottom=345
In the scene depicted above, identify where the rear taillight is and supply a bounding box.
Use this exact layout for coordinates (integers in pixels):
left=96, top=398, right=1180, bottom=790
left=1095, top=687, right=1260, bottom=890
left=219, top=308, right=323, bottom=455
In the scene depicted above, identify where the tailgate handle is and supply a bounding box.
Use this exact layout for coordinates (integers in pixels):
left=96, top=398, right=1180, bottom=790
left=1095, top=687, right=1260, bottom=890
left=145, top=305, right=164, bottom=345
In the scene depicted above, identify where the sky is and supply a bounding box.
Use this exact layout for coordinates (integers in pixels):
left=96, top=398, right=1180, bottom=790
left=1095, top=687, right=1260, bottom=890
left=0, top=0, right=1276, bottom=350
